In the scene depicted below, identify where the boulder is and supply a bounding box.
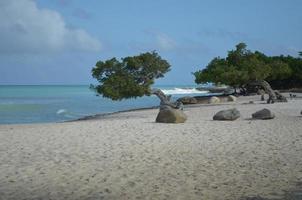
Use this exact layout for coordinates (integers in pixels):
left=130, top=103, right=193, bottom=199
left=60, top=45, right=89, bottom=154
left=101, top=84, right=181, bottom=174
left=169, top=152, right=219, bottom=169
left=177, top=96, right=197, bottom=104
left=213, top=108, right=240, bottom=121
left=156, top=107, right=187, bottom=123
left=227, top=95, right=237, bottom=102
left=252, top=108, right=275, bottom=120
left=209, top=96, right=220, bottom=104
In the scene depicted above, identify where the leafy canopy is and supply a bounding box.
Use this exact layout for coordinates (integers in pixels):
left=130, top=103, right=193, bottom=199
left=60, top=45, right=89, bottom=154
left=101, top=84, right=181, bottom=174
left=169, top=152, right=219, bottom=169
left=194, top=43, right=292, bottom=87
left=91, top=51, right=170, bottom=100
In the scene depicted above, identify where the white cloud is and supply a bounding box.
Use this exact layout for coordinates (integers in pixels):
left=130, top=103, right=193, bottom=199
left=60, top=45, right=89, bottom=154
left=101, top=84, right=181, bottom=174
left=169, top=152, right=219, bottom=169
left=129, top=30, right=212, bottom=56
left=155, top=33, right=177, bottom=50
left=0, top=0, right=101, bottom=54
left=141, top=30, right=178, bottom=51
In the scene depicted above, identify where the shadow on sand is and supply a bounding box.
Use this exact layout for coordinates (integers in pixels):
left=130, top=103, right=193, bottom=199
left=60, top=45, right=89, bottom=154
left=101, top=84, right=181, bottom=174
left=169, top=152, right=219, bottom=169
left=240, top=182, right=302, bottom=200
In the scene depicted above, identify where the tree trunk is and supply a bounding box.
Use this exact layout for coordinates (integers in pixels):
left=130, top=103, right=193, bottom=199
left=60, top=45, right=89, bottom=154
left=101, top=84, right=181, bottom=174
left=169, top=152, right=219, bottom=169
left=249, top=80, right=276, bottom=103
left=151, top=88, right=183, bottom=109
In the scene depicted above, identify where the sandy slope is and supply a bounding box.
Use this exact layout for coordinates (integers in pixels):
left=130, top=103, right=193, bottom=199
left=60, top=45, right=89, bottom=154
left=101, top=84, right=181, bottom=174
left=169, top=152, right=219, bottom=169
left=0, top=95, right=302, bottom=200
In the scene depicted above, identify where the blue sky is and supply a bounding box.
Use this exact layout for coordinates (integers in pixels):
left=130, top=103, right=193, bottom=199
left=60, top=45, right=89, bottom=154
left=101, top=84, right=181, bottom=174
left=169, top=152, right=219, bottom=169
left=0, top=0, right=301, bottom=85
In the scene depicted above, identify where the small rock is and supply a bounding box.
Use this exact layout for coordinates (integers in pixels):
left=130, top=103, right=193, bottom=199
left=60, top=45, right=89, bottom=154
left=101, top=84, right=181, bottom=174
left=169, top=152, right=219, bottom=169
left=252, top=108, right=275, bottom=120
left=213, top=108, right=240, bottom=121
left=177, top=96, right=197, bottom=104
left=209, top=96, right=220, bottom=104
left=104, top=188, right=111, bottom=193
left=227, top=95, right=237, bottom=102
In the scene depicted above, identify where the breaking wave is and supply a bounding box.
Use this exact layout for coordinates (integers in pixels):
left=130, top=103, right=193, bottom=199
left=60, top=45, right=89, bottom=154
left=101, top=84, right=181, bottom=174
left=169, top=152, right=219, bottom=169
left=161, top=88, right=209, bottom=95
left=56, top=109, right=86, bottom=119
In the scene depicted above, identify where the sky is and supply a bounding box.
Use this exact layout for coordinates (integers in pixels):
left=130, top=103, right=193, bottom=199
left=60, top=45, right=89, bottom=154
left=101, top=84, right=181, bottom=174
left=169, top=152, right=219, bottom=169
left=0, top=0, right=301, bottom=85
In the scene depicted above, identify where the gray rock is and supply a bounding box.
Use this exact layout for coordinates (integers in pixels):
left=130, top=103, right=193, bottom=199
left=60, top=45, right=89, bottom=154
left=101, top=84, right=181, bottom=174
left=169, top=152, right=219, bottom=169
left=252, top=108, right=275, bottom=120
left=177, top=96, right=197, bottom=104
left=213, top=108, right=240, bottom=121
left=156, top=107, right=187, bottom=123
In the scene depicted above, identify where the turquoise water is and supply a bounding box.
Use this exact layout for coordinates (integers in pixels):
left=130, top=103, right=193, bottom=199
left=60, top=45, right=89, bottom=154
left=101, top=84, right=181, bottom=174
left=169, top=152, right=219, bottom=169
left=0, top=85, right=209, bottom=124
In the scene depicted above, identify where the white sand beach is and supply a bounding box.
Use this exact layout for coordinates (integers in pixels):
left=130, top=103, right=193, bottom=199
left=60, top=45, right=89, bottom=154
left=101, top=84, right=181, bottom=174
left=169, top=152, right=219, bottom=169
left=0, top=95, right=302, bottom=200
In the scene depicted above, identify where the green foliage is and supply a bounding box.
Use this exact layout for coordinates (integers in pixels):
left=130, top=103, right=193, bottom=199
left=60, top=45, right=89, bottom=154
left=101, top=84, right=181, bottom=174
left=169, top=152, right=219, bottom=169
left=194, top=43, right=297, bottom=89
left=91, top=51, right=170, bottom=100
left=268, top=54, right=302, bottom=89
left=267, top=60, right=292, bottom=80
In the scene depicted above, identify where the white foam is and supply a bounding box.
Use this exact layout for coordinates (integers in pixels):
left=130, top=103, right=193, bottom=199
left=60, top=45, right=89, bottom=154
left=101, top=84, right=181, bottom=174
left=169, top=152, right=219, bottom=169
left=56, top=109, right=67, bottom=115
left=56, top=109, right=87, bottom=118
left=161, top=88, right=209, bottom=95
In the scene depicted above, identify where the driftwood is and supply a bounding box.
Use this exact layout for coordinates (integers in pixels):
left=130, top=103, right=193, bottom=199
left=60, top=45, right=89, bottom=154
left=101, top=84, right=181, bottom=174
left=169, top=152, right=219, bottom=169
left=151, top=88, right=183, bottom=110
left=249, top=80, right=287, bottom=103
left=151, top=88, right=186, bottom=123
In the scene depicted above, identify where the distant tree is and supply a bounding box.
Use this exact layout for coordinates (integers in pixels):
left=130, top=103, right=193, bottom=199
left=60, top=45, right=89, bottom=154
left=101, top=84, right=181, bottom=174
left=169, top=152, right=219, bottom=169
left=194, top=43, right=291, bottom=103
left=266, top=60, right=292, bottom=81
left=269, top=54, right=302, bottom=88
left=299, top=52, right=302, bottom=57
left=91, top=51, right=181, bottom=108
left=194, top=43, right=273, bottom=89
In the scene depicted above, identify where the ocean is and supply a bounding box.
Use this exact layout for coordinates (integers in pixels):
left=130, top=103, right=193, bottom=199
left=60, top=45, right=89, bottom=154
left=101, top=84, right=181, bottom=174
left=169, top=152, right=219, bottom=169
left=0, top=85, right=211, bottom=124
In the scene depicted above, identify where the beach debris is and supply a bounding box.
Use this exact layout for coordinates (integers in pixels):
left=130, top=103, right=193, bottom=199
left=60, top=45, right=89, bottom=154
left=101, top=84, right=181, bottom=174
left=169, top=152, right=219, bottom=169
left=156, top=106, right=187, bottom=123
left=177, top=96, right=197, bottom=104
left=227, top=95, right=237, bottom=102
left=252, top=108, right=275, bottom=120
left=213, top=108, right=240, bottom=121
left=209, top=96, right=220, bottom=104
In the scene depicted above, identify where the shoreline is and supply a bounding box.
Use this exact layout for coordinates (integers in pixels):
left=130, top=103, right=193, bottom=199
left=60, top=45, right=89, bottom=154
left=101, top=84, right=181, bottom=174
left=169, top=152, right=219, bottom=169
left=52, top=92, right=302, bottom=124
left=0, top=90, right=214, bottom=126
left=1, top=92, right=301, bottom=126
left=66, top=94, right=231, bottom=123
left=0, top=93, right=226, bottom=126
left=66, top=105, right=159, bottom=122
